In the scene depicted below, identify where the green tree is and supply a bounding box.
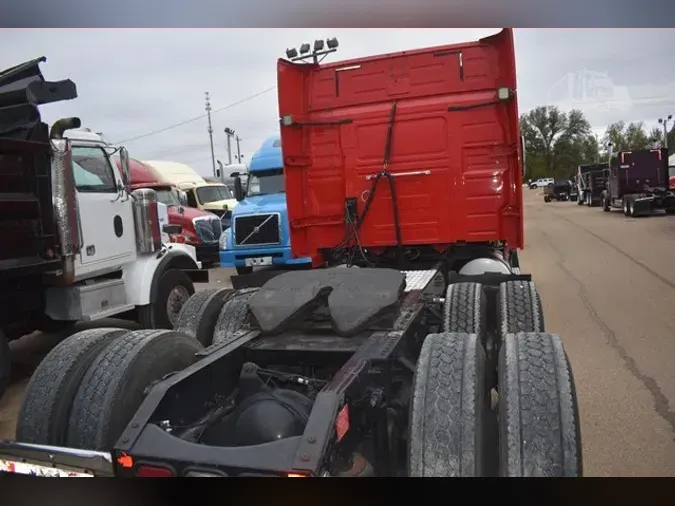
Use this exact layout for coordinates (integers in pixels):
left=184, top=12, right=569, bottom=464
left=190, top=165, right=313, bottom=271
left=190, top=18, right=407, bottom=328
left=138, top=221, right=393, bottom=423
left=601, top=121, right=658, bottom=159
left=648, top=124, right=675, bottom=151
left=648, top=126, right=663, bottom=145
left=520, top=106, right=594, bottom=179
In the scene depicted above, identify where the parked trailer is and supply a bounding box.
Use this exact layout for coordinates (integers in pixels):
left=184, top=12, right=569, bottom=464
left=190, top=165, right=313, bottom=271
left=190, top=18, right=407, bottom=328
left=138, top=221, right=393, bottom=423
left=601, top=148, right=675, bottom=217
left=0, top=29, right=581, bottom=478
left=577, top=163, right=608, bottom=207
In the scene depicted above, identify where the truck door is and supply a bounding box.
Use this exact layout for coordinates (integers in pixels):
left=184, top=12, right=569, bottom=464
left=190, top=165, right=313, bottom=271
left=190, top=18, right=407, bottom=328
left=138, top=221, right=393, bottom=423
left=72, top=145, right=136, bottom=278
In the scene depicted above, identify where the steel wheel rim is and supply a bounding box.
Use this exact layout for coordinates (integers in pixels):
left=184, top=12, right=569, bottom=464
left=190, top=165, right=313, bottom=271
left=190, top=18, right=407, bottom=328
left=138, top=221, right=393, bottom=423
left=166, top=286, right=191, bottom=326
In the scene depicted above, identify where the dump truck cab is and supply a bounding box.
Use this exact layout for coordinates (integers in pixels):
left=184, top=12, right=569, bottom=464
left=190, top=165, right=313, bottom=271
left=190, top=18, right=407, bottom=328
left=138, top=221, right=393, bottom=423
left=219, top=134, right=312, bottom=276
left=0, top=57, right=208, bottom=400
left=0, top=31, right=581, bottom=478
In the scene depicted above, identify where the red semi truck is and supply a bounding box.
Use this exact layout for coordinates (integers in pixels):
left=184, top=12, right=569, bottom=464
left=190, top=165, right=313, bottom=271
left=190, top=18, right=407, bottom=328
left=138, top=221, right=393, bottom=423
left=2, top=29, right=581, bottom=478
left=120, top=158, right=223, bottom=266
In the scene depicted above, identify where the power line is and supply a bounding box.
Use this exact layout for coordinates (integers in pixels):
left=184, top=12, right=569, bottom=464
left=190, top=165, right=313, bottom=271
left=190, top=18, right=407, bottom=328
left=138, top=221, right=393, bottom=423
left=115, top=86, right=277, bottom=145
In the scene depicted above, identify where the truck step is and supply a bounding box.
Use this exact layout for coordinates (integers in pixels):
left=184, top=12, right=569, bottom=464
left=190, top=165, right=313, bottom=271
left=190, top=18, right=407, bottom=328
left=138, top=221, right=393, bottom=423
left=81, top=304, right=136, bottom=322
left=402, top=270, right=438, bottom=292
left=45, top=278, right=131, bottom=322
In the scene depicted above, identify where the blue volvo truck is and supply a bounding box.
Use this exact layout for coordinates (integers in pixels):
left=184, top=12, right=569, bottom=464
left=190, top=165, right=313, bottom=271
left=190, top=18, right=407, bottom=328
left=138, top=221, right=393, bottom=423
left=219, top=134, right=311, bottom=275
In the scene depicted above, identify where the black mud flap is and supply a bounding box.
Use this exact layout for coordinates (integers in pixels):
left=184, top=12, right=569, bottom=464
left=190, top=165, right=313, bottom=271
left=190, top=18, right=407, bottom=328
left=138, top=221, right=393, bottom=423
left=633, top=199, right=653, bottom=215
left=183, top=268, right=210, bottom=284
left=230, top=269, right=287, bottom=290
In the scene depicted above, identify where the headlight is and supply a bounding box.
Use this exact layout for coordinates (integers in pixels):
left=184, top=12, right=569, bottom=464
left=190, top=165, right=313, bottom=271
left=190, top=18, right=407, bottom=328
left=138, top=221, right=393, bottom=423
left=219, top=228, right=231, bottom=251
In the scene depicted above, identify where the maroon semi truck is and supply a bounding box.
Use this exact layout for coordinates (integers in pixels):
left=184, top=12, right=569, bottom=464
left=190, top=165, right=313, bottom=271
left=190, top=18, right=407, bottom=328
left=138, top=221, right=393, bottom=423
left=601, top=147, right=675, bottom=217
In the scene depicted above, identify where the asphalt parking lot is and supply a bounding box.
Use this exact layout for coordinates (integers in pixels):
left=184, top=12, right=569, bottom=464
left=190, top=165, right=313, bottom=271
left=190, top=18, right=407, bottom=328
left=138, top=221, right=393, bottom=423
left=2, top=192, right=675, bottom=476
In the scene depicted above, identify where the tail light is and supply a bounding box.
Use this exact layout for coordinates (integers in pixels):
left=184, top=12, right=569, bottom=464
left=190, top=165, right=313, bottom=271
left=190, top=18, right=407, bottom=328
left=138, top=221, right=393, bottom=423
left=136, top=465, right=175, bottom=477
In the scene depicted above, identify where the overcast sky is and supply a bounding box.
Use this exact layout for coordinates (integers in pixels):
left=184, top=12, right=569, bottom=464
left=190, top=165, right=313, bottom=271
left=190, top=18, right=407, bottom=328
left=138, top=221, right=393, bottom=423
left=2, top=29, right=674, bottom=177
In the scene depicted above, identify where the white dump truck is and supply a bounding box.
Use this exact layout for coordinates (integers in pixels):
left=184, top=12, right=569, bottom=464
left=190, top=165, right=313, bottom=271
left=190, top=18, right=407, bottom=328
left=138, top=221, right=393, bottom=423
left=0, top=57, right=209, bottom=399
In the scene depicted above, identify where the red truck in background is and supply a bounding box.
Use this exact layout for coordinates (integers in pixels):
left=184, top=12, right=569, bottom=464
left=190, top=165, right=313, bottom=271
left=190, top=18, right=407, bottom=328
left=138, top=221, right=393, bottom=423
left=119, top=158, right=222, bottom=266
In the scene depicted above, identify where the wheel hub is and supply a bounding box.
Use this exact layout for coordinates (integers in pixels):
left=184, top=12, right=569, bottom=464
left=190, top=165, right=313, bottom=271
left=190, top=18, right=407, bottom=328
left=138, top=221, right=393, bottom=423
left=166, top=286, right=191, bottom=326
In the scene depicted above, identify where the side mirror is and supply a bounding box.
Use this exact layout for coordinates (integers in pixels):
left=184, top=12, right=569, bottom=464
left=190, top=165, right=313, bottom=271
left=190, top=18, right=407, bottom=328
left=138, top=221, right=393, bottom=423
left=216, top=168, right=221, bottom=178
left=119, top=147, right=131, bottom=185
left=178, top=190, right=188, bottom=207
left=234, top=176, right=245, bottom=202
left=163, top=224, right=182, bottom=235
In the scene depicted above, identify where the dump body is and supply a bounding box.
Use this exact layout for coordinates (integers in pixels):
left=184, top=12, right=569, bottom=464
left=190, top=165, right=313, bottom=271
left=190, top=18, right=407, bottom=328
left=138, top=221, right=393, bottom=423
left=0, top=57, right=77, bottom=278
left=278, top=29, right=523, bottom=266
left=577, top=163, right=608, bottom=191
left=576, top=163, right=608, bottom=206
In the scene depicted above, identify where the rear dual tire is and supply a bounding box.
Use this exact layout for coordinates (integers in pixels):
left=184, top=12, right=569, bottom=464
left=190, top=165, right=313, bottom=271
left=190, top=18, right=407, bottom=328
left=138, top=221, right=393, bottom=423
left=409, top=330, right=581, bottom=477
left=15, top=328, right=203, bottom=451
left=15, top=328, right=129, bottom=445
left=623, top=197, right=641, bottom=217
left=414, top=278, right=580, bottom=476
left=498, top=332, right=582, bottom=477
left=66, top=330, right=203, bottom=451
left=174, top=288, right=232, bottom=346
left=409, top=332, right=491, bottom=476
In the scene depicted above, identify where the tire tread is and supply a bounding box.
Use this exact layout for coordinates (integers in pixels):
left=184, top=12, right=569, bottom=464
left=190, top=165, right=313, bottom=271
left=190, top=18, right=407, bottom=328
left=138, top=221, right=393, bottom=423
left=409, top=332, right=487, bottom=477
left=498, top=332, right=582, bottom=477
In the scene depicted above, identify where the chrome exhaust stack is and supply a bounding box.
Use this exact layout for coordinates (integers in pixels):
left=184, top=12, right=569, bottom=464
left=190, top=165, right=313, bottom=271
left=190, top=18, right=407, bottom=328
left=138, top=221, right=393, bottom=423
left=50, top=117, right=82, bottom=285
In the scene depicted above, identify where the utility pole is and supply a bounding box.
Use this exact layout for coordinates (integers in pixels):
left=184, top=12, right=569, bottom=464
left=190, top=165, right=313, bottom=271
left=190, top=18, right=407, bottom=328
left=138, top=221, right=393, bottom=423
left=235, top=135, right=242, bottom=163
left=224, top=127, right=235, bottom=165
left=205, top=92, right=216, bottom=177
left=658, top=114, right=672, bottom=150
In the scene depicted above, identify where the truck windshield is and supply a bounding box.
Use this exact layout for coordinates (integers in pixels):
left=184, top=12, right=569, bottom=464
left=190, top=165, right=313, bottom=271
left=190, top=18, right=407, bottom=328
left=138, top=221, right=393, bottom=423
left=246, top=168, right=285, bottom=197
left=196, top=185, right=234, bottom=204
left=669, top=166, right=675, bottom=177
left=155, top=188, right=181, bottom=207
